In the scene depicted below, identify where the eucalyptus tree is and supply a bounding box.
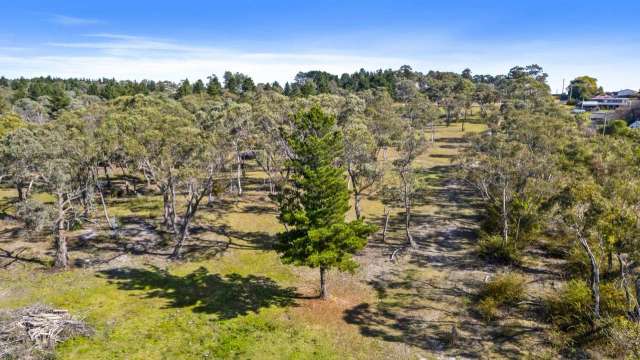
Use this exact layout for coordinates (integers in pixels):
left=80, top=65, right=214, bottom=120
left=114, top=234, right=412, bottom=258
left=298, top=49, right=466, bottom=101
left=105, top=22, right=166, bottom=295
left=13, top=98, right=50, bottom=124
left=425, top=71, right=461, bottom=126
left=500, top=65, right=553, bottom=111
left=1, top=126, right=41, bottom=201
left=342, top=118, right=382, bottom=220
left=363, top=90, right=400, bottom=160
left=221, top=102, right=254, bottom=196
left=455, top=78, right=475, bottom=131
left=169, top=127, right=225, bottom=259
left=402, top=94, right=439, bottom=142
left=390, top=99, right=433, bottom=248
left=557, top=181, right=607, bottom=318
left=252, top=91, right=291, bottom=194
left=103, top=95, right=197, bottom=231
left=36, top=122, right=94, bottom=268
left=474, top=83, right=500, bottom=118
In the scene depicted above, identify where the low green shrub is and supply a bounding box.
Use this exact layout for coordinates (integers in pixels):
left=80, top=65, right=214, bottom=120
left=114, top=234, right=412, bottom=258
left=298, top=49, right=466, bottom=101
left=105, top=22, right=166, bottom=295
left=546, top=279, right=629, bottom=330
left=480, top=273, right=525, bottom=305
left=475, top=272, right=525, bottom=321
left=563, top=245, right=602, bottom=277
left=477, top=233, right=521, bottom=264
left=476, top=297, right=499, bottom=321
left=546, top=279, right=592, bottom=329
left=607, top=316, right=640, bottom=356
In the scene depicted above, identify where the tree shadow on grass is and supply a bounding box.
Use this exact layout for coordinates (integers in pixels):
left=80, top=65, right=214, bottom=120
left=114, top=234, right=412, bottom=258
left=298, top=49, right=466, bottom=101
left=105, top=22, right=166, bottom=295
left=99, top=266, right=297, bottom=319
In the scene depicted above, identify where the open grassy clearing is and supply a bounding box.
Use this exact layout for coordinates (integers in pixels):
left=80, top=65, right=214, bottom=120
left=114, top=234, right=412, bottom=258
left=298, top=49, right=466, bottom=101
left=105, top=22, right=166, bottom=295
left=0, top=120, right=563, bottom=359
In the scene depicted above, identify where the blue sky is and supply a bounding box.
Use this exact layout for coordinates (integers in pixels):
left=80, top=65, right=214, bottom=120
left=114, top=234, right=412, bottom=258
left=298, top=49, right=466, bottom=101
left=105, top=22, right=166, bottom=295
left=1, top=0, right=639, bottom=92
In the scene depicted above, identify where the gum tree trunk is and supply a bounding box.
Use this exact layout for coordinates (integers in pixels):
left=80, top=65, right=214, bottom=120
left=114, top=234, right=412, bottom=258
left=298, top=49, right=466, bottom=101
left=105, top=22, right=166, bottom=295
left=579, top=235, right=600, bottom=318
left=235, top=145, right=243, bottom=196
left=401, top=173, right=416, bottom=248
left=54, top=195, right=68, bottom=269
left=616, top=253, right=633, bottom=314
left=635, top=276, right=640, bottom=321
left=382, top=207, right=390, bottom=243
left=16, top=182, right=25, bottom=201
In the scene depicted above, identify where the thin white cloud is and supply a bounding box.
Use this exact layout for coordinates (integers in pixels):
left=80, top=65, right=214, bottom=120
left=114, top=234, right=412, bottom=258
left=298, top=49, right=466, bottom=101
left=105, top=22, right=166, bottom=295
left=50, top=14, right=104, bottom=26
left=2, top=33, right=638, bottom=92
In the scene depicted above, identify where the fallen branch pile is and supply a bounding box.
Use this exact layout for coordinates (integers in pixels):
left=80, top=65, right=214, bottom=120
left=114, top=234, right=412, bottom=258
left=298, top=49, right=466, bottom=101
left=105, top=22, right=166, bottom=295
left=0, top=304, right=93, bottom=359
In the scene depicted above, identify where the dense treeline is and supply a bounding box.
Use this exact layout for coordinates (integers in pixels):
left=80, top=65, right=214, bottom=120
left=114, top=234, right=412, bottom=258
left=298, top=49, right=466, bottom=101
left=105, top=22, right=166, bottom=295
left=0, top=64, right=534, bottom=107
left=1, top=64, right=640, bottom=356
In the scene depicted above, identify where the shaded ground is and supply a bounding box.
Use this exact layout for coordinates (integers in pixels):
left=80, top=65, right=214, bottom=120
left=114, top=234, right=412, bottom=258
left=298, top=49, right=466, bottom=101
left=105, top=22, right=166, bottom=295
left=0, top=123, right=561, bottom=359
left=347, top=124, right=558, bottom=359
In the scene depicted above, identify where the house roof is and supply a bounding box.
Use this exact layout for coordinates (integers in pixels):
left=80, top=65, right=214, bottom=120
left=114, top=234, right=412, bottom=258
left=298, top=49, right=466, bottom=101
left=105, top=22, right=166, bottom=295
left=617, top=89, right=638, bottom=96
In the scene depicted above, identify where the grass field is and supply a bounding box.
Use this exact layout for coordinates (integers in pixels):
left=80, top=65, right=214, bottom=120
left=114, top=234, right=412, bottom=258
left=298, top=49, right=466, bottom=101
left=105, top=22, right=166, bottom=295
left=1, top=122, right=489, bottom=359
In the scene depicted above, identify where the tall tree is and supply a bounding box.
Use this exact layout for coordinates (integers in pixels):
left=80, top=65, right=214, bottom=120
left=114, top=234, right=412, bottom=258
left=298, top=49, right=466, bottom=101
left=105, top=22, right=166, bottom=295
left=342, top=118, right=382, bottom=219
left=276, top=106, right=375, bottom=299
left=392, top=120, right=428, bottom=248
left=192, top=79, right=206, bottom=94
left=176, top=79, right=193, bottom=98
left=569, top=76, right=601, bottom=101
left=206, top=75, right=222, bottom=96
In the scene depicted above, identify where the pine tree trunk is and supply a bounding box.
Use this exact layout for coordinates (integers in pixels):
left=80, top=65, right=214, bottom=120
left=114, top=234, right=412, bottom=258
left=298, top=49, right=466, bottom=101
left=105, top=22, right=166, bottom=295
left=579, top=236, right=600, bottom=318
left=319, top=267, right=328, bottom=300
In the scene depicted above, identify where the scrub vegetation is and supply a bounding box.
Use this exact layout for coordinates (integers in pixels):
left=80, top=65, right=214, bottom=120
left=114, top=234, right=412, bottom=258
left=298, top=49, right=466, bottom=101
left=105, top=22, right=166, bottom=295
left=1, top=65, right=639, bottom=358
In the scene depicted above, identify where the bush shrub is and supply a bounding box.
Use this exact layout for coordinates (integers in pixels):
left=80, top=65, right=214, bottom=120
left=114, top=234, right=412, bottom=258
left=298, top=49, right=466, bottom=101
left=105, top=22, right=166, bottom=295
left=480, top=273, right=525, bottom=305
left=475, top=273, right=525, bottom=321
left=546, top=279, right=628, bottom=330
left=546, top=279, right=592, bottom=329
left=476, top=297, right=499, bottom=321
left=607, top=316, right=640, bottom=356
left=477, top=233, right=521, bottom=264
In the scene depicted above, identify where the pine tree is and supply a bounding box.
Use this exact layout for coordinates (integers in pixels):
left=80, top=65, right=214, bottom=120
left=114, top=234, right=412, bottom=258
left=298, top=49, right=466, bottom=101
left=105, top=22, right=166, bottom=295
left=206, top=75, right=222, bottom=96
left=176, top=79, right=192, bottom=98
left=192, top=79, right=205, bottom=94
left=276, top=106, right=375, bottom=299
left=241, top=77, right=256, bottom=93
left=49, top=85, right=70, bottom=117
